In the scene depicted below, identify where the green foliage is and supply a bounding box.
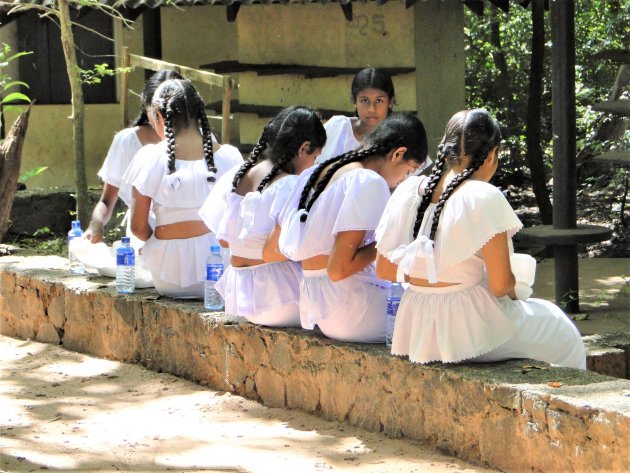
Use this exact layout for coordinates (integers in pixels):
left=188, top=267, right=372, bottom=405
left=33, top=226, right=51, bottom=237
left=18, top=166, right=49, bottom=184
left=0, top=43, right=31, bottom=134
left=79, top=63, right=133, bottom=85
left=465, top=1, right=629, bottom=185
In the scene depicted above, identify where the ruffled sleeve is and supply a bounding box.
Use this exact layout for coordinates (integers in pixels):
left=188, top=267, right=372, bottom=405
left=375, top=175, right=423, bottom=259
left=332, top=169, right=391, bottom=236
left=215, top=144, right=244, bottom=171
left=315, top=116, right=360, bottom=165
left=97, top=127, right=142, bottom=190
left=268, top=175, right=298, bottom=222
left=199, top=167, right=238, bottom=235
left=434, top=181, right=523, bottom=272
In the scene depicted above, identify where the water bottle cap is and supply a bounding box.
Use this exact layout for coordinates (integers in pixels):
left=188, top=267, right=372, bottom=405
left=71, top=220, right=81, bottom=228
left=121, top=237, right=131, bottom=244
left=210, top=245, right=221, bottom=253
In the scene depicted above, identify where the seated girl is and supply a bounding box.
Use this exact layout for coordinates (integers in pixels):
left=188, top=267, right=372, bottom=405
left=125, top=79, right=242, bottom=298
left=271, top=113, right=428, bottom=342
left=199, top=106, right=326, bottom=326
left=375, top=109, right=585, bottom=369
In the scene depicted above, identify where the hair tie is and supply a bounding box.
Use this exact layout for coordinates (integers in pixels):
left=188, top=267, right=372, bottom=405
left=297, top=208, right=309, bottom=223
left=206, top=171, right=216, bottom=183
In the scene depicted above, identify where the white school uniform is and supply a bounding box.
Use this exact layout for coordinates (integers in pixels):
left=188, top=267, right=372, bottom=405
left=199, top=167, right=302, bottom=327
left=124, top=142, right=242, bottom=298
left=314, top=116, right=360, bottom=166
left=278, top=166, right=392, bottom=343
left=375, top=176, right=586, bottom=369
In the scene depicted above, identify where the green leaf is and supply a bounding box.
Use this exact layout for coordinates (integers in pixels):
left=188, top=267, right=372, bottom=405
left=1, top=92, right=30, bottom=103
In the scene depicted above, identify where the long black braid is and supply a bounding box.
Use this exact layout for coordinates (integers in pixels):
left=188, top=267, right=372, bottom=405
left=412, top=109, right=502, bottom=240
left=231, top=106, right=296, bottom=192
left=297, top=113, right=428, bottom=222
left=256, top=106, right=326, bottom=193
left=151, top=79, right=215, bottom=179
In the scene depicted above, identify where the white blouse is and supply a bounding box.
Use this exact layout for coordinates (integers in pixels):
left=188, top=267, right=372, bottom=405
left=98, top=127, right=143, bottom=207
left=199, top=167, right=298, bottom=259
left=124, top=142, right=243, bottom=224
left=314, top=115, right=360, bottom=165
left=375, top=176, right=522, bottom=283
left=278, top=166, right=392, bottom=261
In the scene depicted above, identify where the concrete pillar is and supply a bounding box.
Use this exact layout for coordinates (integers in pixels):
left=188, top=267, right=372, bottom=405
left=413, top=0, right=466, bottom=156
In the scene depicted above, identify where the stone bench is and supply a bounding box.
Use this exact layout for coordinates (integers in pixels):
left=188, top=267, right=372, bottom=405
left=1, top=255, right=629, bottom=473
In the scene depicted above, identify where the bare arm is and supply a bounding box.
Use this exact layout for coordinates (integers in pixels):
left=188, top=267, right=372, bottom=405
left=376, top=252, right=399, bottom=282
left=130, top=187, right=153, bottom=242
left=262, top=223, right=288, bottom=262
left=481, top=231, right=516, bottom=298
left=84, top=183, right=120, bottom=243
left=327, top=230, right=376, bottom=282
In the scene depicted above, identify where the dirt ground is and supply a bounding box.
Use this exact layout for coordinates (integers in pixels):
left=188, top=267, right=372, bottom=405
left=0, top=335, right=495, bottom=473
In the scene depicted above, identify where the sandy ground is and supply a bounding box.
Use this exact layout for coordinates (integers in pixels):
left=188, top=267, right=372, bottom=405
left=0, top=335, right=494, bottom=473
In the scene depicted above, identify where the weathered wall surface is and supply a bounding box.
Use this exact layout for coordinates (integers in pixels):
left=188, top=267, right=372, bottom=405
left=1, top=256, right=629, bottom=473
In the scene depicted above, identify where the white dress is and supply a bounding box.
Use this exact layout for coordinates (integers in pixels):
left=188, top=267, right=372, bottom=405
left=375, top=176, right=586, bottom=368
left=124, top=142, right=243, bottom=298
left=278, top=166, right=392, bottom=342
left=314, top=116, right=360, bottom=166
left=199, top=167, right=302, bottom=327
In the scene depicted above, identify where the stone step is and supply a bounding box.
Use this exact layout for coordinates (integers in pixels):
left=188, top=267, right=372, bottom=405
left=0, top=256, right=628, bottom=473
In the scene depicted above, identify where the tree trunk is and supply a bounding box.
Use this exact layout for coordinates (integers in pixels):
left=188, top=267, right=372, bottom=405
left=525, top=0, right=553, bottom=224
left=0, top=106, right=32, bottom=242
left=58, top=0, right=89, bottom=225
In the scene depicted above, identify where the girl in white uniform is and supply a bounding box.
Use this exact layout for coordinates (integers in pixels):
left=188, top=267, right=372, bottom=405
left=272, top=113, right=428, bottom=343
left=315, top=68, right=395, bottom=165
left=199, top=106, right=326, bottom=326
left=375, top=109, right=585, bottom=369
left=126, top=79, right=242, bottom=298
left=84, top=70, right=183, bottom=244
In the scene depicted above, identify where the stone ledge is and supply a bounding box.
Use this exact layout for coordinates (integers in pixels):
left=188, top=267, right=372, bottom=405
left=1, top=256, right=629, bottom=473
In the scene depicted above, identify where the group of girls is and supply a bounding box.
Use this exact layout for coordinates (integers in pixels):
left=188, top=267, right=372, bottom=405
left=86, top=67, right=586, bottom=370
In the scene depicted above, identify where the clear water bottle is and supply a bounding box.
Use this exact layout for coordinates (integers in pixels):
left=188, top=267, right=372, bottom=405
left=386, top=283, right=404, bottom=348
left=116, top=237, right=135, bottom=293
left=204, top=245, right=224, bottom=310
left=67, top=220, right=85, bottom=274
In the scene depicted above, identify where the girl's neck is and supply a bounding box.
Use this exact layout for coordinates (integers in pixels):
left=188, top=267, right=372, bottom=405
left=351, top=118, right=373, bottom=143
left=173, top=126, right=203, bottom=161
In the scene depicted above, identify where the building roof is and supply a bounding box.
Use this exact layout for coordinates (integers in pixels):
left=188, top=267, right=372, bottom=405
left=0, top=0, right=536, bottom=25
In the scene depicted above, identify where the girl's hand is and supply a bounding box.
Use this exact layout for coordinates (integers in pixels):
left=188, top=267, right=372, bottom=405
left=84, top=222, right=104, bottom=244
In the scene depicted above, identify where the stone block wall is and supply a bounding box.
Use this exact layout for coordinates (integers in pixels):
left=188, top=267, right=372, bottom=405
left=1, top=256, right=629, bottom=472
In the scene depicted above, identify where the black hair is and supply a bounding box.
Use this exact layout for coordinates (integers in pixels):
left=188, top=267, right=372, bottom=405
left=151, top=79, right=216, bottom=180
left=412, top=109, right=502, bottom=240
left=297, top=113, right=427, bottom=222
left=351, top=68, right=395, bottom=103
left=256, top=106, right=326, bottom=192
left=231, top=106, right=295, bottom=192
left=133, top=69, right=184, bottom=127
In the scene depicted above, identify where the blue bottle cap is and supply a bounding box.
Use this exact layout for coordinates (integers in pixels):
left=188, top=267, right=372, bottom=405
left=210, top=245, right=221, bottom=253
left=121, top=237, right=131, bottom=244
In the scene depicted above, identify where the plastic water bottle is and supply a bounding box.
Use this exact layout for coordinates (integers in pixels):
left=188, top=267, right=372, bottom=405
left=386, top=283, right=404, bottom=348
left=116, top=237, right=135, bottom=293
left=204, top=245, right=224, bottom=310
left=67, top=220, right=85, bottom=274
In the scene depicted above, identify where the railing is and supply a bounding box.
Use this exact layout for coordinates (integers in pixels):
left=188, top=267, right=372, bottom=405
left=120, top=47, right=236, bottom=143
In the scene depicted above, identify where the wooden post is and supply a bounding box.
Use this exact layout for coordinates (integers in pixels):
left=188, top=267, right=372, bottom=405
left=121, top=46, right=130, bottom=128
left=550, top=1, right=579, bottom=312
left=221, top=76, right=234, bottom=144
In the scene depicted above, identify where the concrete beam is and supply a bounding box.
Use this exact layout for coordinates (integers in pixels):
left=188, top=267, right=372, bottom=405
left=413, top=0, right=466, bottom=157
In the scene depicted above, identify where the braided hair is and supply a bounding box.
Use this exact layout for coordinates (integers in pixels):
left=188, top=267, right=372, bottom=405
left=151, top=79, right=216, bottom=181
left=231, top=106, right=296, bottom=192
left=256, top=106, right=326, bottom=193
left=297, top=113, right=427, bottom=222
left=133, top=70, right=184, bottom=127
left=412, top=109, right=502, bottom=240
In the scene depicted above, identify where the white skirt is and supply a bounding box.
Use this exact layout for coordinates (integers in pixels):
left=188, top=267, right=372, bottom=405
left=393, top=281, right=585, bottom=368
left=141, top=232, right=216, bottom=298
left=300, top=268, right=389, bottom=343
left=216, top=260, right=302, bottom=327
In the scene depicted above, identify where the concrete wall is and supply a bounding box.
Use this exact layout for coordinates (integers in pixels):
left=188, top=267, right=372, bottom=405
left=1, top=257, right=629, bottom=473
left=1, top=0, right=465, bottom=188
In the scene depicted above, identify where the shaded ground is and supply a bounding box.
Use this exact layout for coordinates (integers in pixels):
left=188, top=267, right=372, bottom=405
left=0, top=335, right=495, bottom=473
